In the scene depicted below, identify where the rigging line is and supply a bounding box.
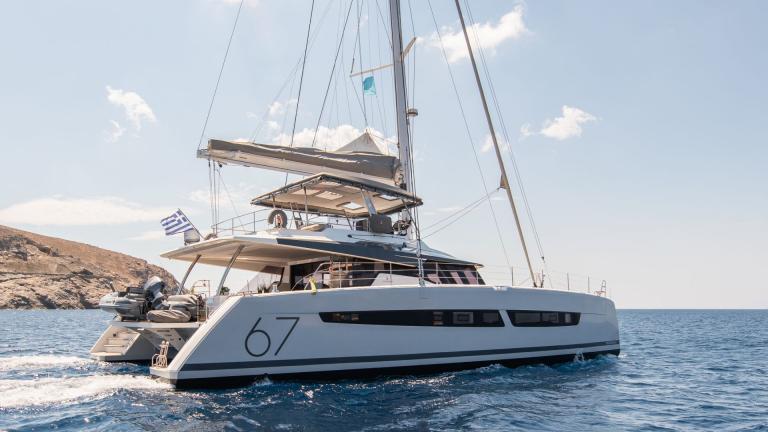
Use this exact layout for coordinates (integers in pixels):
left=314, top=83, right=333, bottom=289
left=422, top=190, right=496, bottom=233
left=276, top=70, right=299, bottom=147
left=346, top=2, right=368, bottom=126
left=247, top=2, right=333, bottom=143
left=406, top=0, right=417, bottom=110
left=325, top=3, right=344, bottom=152
left=248, top=61, right=301, bottom=142
left=366, top=0, right=375, bottom=128
left=310, top=1, right=354, bottom=149
left=212, top=163, right=221, bottom=227
left=373, top=0, right=389, bottom=138
left=469, top=15, right=549, bottom=286
left=426, top=0, right=513, bottom=274
left=328, top=52, right=343, bottom=151
left=422, top=201, right=485, bottom=239
left=463, top=1, right=546, bottom=264
left=341, top=51, right=356, bottom=130
left=407, top=0, right=418, bottom=187
left=463, top=3, right=546, bottom=266
left=287, top=0, right=316, bottom=150
left=422, top=194, right=492, bottom=239
left=197, top=0, right=245, bottom=151
left=208, top=160, right=214, bottom=231
left=348, top=73, right=368, bottom=125
left=355, top=0, right=368, bottom=125
left=453, top=0, right=538, bottom=287
left=216, top=169, right=247, bottom=229
left=283, top=0, right=316, bottom=186
left=422, top=188, right=500, bottom=233
left=213, top=161, right=221, bottom=226
left=371, top=6, right=388, bottom=139
left=374, top=0, right=394, bottom=50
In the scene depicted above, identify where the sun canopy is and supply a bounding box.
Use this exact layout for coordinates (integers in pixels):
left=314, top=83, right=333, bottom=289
left=198, top=133, right=402, bottom=185
left=251, top=173, right=422, bottom=217
left=161, top=235, right=477, bottom=270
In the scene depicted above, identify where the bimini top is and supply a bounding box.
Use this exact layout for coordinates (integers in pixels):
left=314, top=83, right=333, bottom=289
left=161, top=230, right=478, bottom=271
left=198, top=132, right=402, bottom=186
left=251, top=173, right=422, bottom=217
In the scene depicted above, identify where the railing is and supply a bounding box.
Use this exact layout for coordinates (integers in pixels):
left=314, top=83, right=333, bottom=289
left=211, top=209, right=271, bottom=236
left=233, top=261, right=610, bottom=298
left=210, top=209, right=355, bottom=237
left=206, top=213, right=610, bottom=298
left=481, top=265, right=609, bottom=297
left=151, top=341, right=169, bottom=368
left=186, top=280, right=212, bottom=322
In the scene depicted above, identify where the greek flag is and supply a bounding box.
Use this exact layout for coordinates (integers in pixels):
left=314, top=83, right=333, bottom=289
left=161, top=209, right=194, bottom=235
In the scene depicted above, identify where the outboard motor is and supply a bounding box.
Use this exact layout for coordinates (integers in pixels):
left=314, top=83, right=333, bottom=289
left=142, top=276, right=166, bottom=310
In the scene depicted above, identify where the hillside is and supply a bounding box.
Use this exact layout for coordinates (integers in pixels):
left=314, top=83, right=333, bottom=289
left=0, top=225, right=178, bottom=309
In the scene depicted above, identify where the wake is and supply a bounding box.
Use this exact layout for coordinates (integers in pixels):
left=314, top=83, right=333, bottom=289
left=0, top=355, right=90, bottom=371
left=0, top=374, right=170, bottom=408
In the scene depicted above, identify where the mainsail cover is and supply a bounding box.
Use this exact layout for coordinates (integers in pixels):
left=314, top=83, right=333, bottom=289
left=198, top=132, right=402, bottom=185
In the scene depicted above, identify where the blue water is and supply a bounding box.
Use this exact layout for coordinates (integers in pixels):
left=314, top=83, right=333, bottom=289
left=0, top=310, right=765, bottom=431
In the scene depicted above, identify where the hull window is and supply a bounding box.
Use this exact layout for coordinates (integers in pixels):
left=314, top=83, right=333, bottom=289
left=320, top=310, right=504, bottom=327
left=507, top=310, right=581, bottom=327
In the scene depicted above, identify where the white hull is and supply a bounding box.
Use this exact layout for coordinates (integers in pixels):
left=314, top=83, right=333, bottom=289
left=147, top=286, right=619, bottom=387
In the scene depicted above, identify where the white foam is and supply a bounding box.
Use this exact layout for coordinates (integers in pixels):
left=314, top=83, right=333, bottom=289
left=0, top=355, right=90, bottom=371
left=0, top=375, right=171, bottom=408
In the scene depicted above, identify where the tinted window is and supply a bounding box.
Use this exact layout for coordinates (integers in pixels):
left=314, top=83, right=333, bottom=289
left=320, top=310, right=504, bottom=327
left=507, top=310, right=581, bottom=327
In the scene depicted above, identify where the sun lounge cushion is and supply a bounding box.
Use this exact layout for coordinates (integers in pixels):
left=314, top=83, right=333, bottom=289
left=147, top=309, right=191, bottom=323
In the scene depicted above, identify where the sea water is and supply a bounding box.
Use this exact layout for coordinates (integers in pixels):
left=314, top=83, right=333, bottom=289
left=0, top=310, right=765, bottom=431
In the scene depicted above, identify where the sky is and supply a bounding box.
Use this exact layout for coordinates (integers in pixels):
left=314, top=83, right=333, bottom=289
left=0, top=0, right=766, bottom=309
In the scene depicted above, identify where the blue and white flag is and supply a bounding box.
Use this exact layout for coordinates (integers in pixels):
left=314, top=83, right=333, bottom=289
left=363, top=76, right=376, bottom=95
left=161, top=209, right=194, bottom=235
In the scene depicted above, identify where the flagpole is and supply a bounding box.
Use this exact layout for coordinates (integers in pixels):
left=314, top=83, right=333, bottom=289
left=178, top=208, right=203, bottom=238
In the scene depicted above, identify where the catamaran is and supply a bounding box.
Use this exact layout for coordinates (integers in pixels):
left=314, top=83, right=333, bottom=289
left=91, top=0, right=619, bottom=388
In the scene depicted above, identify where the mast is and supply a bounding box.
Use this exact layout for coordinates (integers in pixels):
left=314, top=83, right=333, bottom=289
left=388, top=0, right=413, bottom=194
left=389, top=0, right=423, bottom=285
left=453, top=0, right=539, bottom=287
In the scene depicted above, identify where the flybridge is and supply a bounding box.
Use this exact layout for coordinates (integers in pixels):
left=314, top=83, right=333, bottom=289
left=251, top=173, right=422, bottom=218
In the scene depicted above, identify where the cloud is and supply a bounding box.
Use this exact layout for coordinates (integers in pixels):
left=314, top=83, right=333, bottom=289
left=128, top=230, right=167, bottom=241
left=481, top=137, right=494, bottom=153
left=266, top=120, right=280, bottom=132
left=268, top=101, right=284, bottom=117
left=271, top=124, right=392, bottom=153
left=436, top=206, right=462, bottom=213
left=106, top=86, right=156, bottom=131
left=0, top=197, right=172, bottom=226
left=523, top=105, right=597, bottom=141
left=105, top=120, right=126, bottom=143
left=429, top=6, right=528, bottom=63
left=266, top=98, right=296, bottom=118
left=480, top=134, right=510, bottom=153
left=215, top=0, right=259, bottom=8
left=519, top=123, right=533, bottom=138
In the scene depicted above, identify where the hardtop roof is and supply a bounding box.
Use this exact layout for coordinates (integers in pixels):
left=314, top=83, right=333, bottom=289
left=250, top=173, right=423, bottom=217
